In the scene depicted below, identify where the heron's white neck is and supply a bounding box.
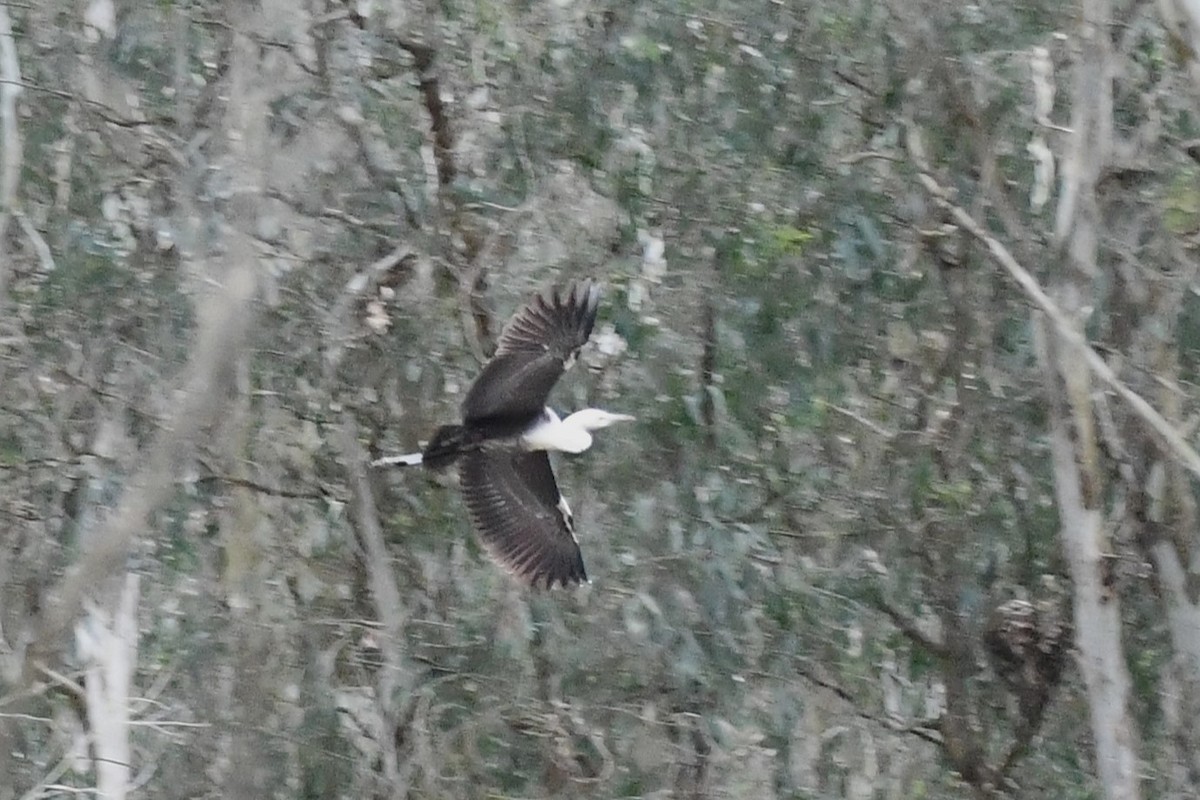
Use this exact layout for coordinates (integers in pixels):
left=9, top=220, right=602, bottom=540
left=521, top=408, right=593, bottom=453
left=520, top=407, right=634, bottom=454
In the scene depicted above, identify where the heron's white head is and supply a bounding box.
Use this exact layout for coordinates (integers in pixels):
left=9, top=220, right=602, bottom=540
left=563, top=408, right=636, bottom=432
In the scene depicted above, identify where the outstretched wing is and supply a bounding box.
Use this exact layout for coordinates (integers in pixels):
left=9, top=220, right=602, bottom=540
left=461, top=281, right=600, bottom=422
left=459, top=449, right=588, bottom=588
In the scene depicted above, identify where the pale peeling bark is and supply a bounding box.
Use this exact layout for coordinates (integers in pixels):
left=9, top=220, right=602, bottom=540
left=0, top=2, right=22, bottom=306
left=1038, top=325, right=1140, bottom=800
left=1042, top=2, right=1142, bottom=799
left=1152, top=542, right=1200, bottom=672
left=76, top=574, right=140, bottom=800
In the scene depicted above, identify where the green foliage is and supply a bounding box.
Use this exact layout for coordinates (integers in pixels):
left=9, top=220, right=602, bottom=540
left=765, top=224, right=815, bottom=258
left=161, top=501, right=205, bottom=574
left=0, top=433, right=21, bottom=466
left=1129, top=641, right=1169, bottom=727
left=35, top=247, right=125, bottom=307
left=1164, top=167, right=1200, bottom=235
left=925, top=478, right=974, bottom=512
left=298, top=705, right=351, bottom=799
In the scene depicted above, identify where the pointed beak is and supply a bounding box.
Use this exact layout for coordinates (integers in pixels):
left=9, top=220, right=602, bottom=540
left=612, top=413, right=636, bottom=423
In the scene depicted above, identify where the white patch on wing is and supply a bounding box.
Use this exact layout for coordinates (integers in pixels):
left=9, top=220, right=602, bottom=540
left=556, top=494, right=576, bottom=540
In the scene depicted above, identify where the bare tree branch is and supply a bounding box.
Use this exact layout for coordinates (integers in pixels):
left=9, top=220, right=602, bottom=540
left=394, top=36, right=456, bottom=191
left=25, top=261, right=259, bottom=680
left=323, top=244, right=416, bottom=378
left=909, top=136, right=1200, bottom=484
left=193, top=469, right=341, bottom=503
left=785, top=665, right=944, bottom=748
left=338, top=418, right=409, bottom=793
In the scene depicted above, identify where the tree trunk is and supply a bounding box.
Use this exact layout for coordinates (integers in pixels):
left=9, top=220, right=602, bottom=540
left=1038, top=324, right=1141, bottom=800
left=1041, top=2, right=1142, bottom=799
left=1144, top=347, right=1200, bottom=796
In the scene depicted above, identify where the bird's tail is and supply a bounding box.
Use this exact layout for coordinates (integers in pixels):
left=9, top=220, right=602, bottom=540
left=421, top=424, right=468, bottom=470
left=371, top=452, right=424, bottom=467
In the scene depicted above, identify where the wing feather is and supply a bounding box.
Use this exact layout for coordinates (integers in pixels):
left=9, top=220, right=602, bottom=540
left=494, top=281, right=600, bottom=357
left=459, top=449, right=587, bottom=588
left=461, top=281, right=600, bottom=422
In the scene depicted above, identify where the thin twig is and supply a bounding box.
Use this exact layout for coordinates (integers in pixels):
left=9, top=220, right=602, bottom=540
left=821, top=400, right=897, bottom=439
left=875, top=595, right=947, bottom=657
left=839, top=150, right=901, bottom=165
left=194, top=474, right=337, bottom=502
left=193, top=461, right=339, bottom=502
left=322, top=244, right=414, bottom=376
left=17, top=213, right=54, bottom=272
left=17, top=753, right=75, bottom=800
left=774, top=665, right=944, bottom=747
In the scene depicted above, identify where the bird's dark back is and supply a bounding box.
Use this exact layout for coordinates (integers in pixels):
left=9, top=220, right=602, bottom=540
left=422, top=413, right=542, bottom=470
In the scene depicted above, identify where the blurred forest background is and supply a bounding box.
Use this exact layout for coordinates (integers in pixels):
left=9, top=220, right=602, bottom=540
left=2, top=0, right=1200, bottom=798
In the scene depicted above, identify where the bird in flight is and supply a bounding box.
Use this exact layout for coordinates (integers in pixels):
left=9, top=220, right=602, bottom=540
left=373, top=280, right=634, bottom=588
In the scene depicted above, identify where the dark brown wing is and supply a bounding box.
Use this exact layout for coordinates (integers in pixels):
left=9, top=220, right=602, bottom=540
left=461, top=281, right=600, bottom=422
left=459, top=449, right=587, bottom=589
